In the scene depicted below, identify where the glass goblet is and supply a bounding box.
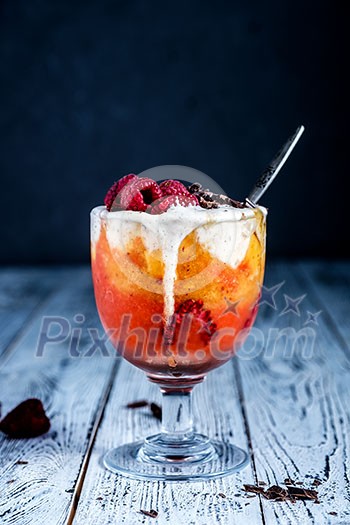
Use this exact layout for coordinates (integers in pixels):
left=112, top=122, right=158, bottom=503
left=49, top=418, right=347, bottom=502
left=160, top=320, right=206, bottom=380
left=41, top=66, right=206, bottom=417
left=91, top=204, right=266, bottom=481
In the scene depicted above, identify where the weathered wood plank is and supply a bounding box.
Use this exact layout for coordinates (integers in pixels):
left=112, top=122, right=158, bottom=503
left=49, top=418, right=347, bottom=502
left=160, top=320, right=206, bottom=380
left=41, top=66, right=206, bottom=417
left=237, top=261, right=350, bottom=524
left=73, top=360, right=263, bottom=525
left=0, top=268, right=116, bottom=525
left=299, top=260, right=350, bottom=352
left=2, top=263, right=349, bottom=525
left=0, top=268, right=66, bottom=360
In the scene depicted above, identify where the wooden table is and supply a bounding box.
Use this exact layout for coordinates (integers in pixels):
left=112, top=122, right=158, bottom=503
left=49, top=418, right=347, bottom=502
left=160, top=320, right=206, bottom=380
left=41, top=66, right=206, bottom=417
left=0, top=262, right=349, bottom=524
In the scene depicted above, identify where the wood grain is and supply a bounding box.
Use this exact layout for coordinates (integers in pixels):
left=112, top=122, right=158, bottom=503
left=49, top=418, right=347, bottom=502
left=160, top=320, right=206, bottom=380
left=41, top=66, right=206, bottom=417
left=236, top=261, right=350, bottom=524
left=0, top=267, right=68, bottom=360
left=0, top=268, right=116, bottom=525
left=73, top=360, right=263, bottom=525
left=1, top=264, right=350, bottom=525
left=299, top=260, right=350, bottom=352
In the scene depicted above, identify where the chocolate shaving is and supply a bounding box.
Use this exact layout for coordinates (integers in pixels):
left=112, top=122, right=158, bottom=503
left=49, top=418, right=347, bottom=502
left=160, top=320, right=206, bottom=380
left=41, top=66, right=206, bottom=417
left=188, top=183, right=245, bottom=210
left=126, top=400, right=149, bottom=409
left=243, top=482, right=320, bottom=503
left=264, top=486, right=288, bottom=501
left=150, top=403, right=162, bottom=421
left=243, top=484, right=265, bottom=495
left=284, top=477, right=295, bottom=485
left=287, top=487, right=318, bottom=501
left=312, top=479, right=322, bottom=487
left=140, top=509, right=158, bottom=518
left=125, top=400, right=162, bottom=420
left=329, top=511, right=337, bottom=516
left=15, top=460, right=28, bottom=465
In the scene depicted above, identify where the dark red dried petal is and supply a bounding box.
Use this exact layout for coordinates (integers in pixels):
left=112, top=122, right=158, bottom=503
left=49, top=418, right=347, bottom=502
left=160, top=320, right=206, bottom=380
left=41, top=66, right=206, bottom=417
left=119, top=177, right=162, bottom=211
left=159, top=180, right=190, bottom=197
left=0, top=399, right=50, bottom=439
left=104, top=174, right=137, bottom=211
left=150, top=194, right=199, bottom=214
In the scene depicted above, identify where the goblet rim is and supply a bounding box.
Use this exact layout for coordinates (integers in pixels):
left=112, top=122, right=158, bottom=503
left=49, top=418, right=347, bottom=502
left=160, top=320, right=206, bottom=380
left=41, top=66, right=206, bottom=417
left=90, top=204, right=267, bottom=226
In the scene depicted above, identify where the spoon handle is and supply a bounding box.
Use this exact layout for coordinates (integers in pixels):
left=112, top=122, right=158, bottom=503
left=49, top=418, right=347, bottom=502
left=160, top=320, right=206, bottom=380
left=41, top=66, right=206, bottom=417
left=246, top=125, right=305, bottom=207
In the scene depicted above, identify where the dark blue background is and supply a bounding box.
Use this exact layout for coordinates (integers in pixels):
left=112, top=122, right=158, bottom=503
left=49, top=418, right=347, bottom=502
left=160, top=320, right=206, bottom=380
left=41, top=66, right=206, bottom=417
left=0, top=0, right=346, bottom=263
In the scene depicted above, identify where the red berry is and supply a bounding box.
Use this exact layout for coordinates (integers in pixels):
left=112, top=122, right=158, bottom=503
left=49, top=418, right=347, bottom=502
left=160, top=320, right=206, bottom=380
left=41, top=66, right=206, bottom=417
left=172, top=299, right=216, bottom=344
left=104, top=174, right=137, bottom=211
left=159, top=180, right=190, bottom=197
left=119, top=177, right=162, bottom=211
left=150, top=194, right=199, bottom=214
left=0, top=398, right=50, bottom=438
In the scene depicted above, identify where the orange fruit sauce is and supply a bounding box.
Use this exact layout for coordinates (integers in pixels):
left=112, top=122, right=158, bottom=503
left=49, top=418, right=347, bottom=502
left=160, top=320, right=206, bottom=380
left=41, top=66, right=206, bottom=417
left=91, top=209, right=266, bottom=382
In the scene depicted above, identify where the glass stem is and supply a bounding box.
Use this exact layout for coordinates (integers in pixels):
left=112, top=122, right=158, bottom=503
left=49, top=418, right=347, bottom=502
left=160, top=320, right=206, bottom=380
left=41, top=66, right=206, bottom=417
left=160, top=388, right=194, bottom=442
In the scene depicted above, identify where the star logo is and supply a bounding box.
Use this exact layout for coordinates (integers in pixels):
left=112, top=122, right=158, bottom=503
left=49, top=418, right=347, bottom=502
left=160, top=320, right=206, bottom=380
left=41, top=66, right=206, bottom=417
left=197, top=319, right=216, bottom=336
left=221, top=297, right=240, bottom=317
left=258, top=281, right=285, bottom=310
left=279, top=294, right=306, bottom=316
left=304, top=310, right=322, bottom=325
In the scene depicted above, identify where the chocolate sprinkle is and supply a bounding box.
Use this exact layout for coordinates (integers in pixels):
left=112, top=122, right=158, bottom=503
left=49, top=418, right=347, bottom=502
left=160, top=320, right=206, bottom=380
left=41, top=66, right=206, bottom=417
left=126, top=400, right=162, bottom=421
left=126, top=400, right=149, bottom=409
left=140, top=509, right=158, bottom=518
left=218, top=492, right=226, bottom=499
left=150, top=402, right=162, bottom=421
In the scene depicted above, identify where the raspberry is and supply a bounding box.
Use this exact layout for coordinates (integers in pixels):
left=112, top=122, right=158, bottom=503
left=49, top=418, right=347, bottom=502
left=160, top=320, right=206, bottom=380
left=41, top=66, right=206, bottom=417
left=176, top=299, right=215, bottom=333
left=176, top=298, right=204, bottom=316
left=150, top=194, right=199, bottom=214
left=104, top=174, right=137, bottom=211
left=0, top=398, right=50, bottom=438
left=159, top=180, right=190, bottom=197
left=167, top=299, right=216, bottom=345
left=119, top=177, right=162, bottom=211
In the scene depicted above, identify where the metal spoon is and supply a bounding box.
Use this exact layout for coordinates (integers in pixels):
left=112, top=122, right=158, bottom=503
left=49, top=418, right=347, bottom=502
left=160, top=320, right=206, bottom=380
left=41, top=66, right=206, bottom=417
left=245, top=125, right=305, bottom=207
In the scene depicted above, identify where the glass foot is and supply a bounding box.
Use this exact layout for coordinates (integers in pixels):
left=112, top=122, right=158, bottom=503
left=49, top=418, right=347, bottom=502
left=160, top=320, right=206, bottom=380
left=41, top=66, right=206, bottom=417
left=103, top=433, right=249, bottom=481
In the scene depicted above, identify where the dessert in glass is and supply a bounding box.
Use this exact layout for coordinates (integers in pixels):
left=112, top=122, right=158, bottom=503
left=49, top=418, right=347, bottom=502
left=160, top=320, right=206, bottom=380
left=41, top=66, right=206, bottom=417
left=91, top=172, right=266, bottom=481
